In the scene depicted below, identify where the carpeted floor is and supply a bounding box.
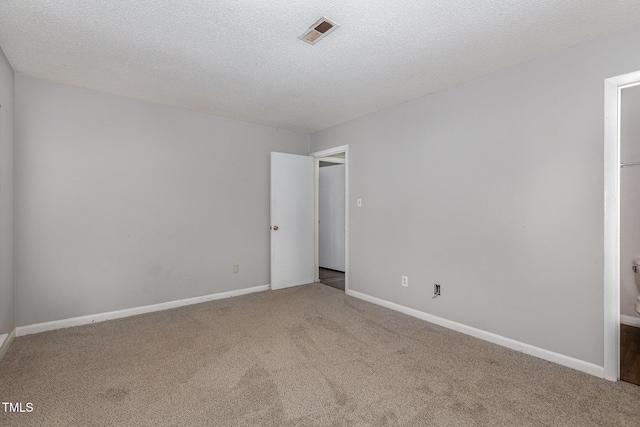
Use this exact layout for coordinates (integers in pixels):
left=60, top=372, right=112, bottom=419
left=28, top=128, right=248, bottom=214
left=1, top=284, right=639, bottom=426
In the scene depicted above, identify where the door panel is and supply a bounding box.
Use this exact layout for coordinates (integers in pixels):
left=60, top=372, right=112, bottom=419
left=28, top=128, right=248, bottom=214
left=270, top=152, right=315, bottom=290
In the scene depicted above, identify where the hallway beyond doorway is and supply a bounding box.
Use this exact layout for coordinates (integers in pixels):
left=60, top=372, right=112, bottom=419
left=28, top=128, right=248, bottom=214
left=319, top=268, right=344, bottom=291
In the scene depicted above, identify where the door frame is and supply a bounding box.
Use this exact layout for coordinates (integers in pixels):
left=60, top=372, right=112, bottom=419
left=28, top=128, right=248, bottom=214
left=311, top=145, right=349, bottom=292
left=604, top=70, right=640, bottom=381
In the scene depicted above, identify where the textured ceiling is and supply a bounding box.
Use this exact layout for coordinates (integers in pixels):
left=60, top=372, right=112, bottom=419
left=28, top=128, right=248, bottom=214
left=1, top=1, right=640, bottom=133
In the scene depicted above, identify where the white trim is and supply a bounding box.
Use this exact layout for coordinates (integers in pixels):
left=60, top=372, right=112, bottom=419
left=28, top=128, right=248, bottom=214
left=314, top=157, right=320, bottom=282
left=310, top=145, right=349, bottom=158
left=0, top=328, right=16, bottom=362
left=311, top=145, right=350, bottom=293
left=16, top=285, right=269, bottom=337
left=604, top=70, right=640, bottom=381
left=621, top=314, right=640, bottom=328
left=346, top=289, right=605, bottom=379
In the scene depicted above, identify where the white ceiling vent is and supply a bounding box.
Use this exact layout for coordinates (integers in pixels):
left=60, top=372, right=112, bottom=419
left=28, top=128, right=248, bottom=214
left=298, top=17, right=339, bottom=45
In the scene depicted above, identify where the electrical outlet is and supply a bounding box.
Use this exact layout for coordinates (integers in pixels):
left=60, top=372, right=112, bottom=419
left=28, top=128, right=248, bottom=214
left=401, top=276, right=408, bottom=287
left=233, top=264, right=239, bottom=274
left=434, top=284, right=441, bottom=296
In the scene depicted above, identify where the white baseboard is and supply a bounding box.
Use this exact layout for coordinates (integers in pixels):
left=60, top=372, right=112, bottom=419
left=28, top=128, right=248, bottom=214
left=346, top=289, right=605, bottom=379
left=16, top=285, right=270, bottom=337
left=621, top=314, right=640, bottom=327
left=0, top=328, right=16, bottom=362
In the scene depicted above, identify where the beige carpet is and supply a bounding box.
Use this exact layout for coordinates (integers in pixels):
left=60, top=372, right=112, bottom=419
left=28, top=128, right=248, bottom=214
left=1, top=284, right=639, bottom=426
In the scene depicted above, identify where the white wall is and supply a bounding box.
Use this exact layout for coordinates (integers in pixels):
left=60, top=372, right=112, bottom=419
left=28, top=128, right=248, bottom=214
left=0, top=46, right=14, bottom=335
left=319, top=164, right=345, bottom=271
left=620, top=84, right=640, bottom=320
left=311, top=24, right=640, bottom=367
left=14, top=75, right=309, bottom=326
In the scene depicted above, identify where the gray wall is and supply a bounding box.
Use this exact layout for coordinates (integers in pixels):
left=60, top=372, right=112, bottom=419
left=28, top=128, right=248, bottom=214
left=14, top=75, right=309, bottom=326
left=0, top=46, right=14, bottom=335
left=319, top=164, right=345, bottom=271
left=620, top=84, right=640, bottom=319
left=311, top=24, right=640, bottom=366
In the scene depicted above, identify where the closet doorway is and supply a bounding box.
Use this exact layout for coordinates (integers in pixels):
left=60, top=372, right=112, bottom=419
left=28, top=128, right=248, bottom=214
left=311, top=146, right=348, bottom=293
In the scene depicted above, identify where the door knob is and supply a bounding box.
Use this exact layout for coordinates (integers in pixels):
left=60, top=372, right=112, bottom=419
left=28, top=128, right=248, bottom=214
left=273, top=226, right=279, bottom=230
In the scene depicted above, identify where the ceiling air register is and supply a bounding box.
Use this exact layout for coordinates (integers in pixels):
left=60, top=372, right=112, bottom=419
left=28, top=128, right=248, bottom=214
left=298, top=17, right=339, bottom=44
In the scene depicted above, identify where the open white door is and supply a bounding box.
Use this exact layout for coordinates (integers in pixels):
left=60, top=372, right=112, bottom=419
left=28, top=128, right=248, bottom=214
left=270, top=152, right=315, bottom=290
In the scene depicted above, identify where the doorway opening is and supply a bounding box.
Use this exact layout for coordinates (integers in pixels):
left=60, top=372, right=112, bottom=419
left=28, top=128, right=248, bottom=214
left=618, top=83, right=640, bottom=385
left=604, top=70, right=640, bottom=381
left=311, top=146, right=349, bottom=293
